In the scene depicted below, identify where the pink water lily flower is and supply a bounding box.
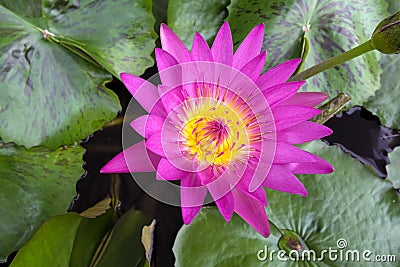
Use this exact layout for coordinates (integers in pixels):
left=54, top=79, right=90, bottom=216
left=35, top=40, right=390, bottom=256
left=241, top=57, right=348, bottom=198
left=101, top=22, right=333, bottom=237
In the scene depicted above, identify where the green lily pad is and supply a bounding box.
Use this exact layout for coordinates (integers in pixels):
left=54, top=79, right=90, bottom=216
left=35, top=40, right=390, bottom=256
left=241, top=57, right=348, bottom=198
left=173, top=141, right=400, bottom=266
left=0, top=142, right=84, bottom=261
left=387, top=147, right=400, bottom=189
left=168, top=0, right=230, bottom=47
left=365, top=55, right=400, bottom=128
left=0, top=0, right=156, bottom=148
left=227, top=0, right=389, bottom=104
left=10, top=209, right=152, bottom=267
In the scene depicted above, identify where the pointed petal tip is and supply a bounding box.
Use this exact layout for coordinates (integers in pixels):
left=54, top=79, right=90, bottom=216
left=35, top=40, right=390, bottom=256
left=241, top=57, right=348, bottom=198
left=99, top=160, right=127, bottom=174
left=260, top=228, right=271, bottom=238
left=182, top=206, right=202, bottom=224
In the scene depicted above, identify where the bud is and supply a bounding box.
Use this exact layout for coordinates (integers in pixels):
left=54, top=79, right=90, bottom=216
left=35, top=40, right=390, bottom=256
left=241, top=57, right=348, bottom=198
left=371, top=11, right=400, bottom=54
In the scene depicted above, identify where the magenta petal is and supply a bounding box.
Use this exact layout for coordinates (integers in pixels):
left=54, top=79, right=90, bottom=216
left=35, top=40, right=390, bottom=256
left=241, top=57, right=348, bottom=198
left=213, top=191, right=235, bottom=222
left=233, top=23, right=265, bottom=70
left=120, top=73, right=159, bottom=113
left=145, top=133, right=165, bottom=157
left=155, top=48, right=179, bottom=71
left=278, top=121, right=333, bottom=144
left=156, top=158, right=189, bottom=180
left=263, top=165, right=307, bottom=196
left=263, top=81, right=305, bottom=107
left=130, top=114, right=165, bottom=138
left=273, top=105, right=321, bottom=130
left=283, top=153, right=334, bottom=174
left=282, top=92, right=328, bottom=107
left=236, top=169, right=267, bottom=205
left=191, top=32, right=213, bottom=61
left=160, top=86, right=184, bottom=113
left=274, top=142, right=316, bottom=163
left=232, top=189, right=270, bottom=237
left=240, top=51, right=266, bottom=82
left=100, top=141, right=158, bottom=173
left=256, top=58, right=302, bottom=91
left=181, top=174, right=207, bottom=224
left=211, top=22, right=233, bottom=66
left=160, top=23, right=191, bottom=63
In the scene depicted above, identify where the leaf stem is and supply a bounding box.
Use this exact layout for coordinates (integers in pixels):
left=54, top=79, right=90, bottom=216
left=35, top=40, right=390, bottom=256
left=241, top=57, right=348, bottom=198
left=290, top=40, right=375, bottom=81
left=268, top=219, right=284, bottom=236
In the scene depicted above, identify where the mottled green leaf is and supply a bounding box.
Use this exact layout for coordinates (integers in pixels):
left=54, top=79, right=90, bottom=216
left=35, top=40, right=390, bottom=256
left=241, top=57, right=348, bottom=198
left=173, top=141, right=400, bottom=266
left=387, top=147, right=400, bottom=189
left=0, top=0, right=157, bottom=148
left=365, top=55, right=400, bottom=128
left=386, top=0, right=400, bottom=13
left=168, top=0, right=230, bottom=47
left=227, top=0, right=389, bottom=104
left=45, top=0, right=156, bottom=77
left=0, top=143, right=84, bottom=261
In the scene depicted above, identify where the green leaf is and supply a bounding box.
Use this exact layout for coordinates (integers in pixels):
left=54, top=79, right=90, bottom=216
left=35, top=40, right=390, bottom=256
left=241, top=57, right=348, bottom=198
left=365, top=55, right=400, bottom=128
left=387, top=147, right=400, bottom=189
left=10, top=213, right=84, bottom=267
left=45, top=0, right=156, bottom=77
left=69, top=209, right=116, bottom=267
left=93, top=209, right=151, bottom=267
left=10, top=209, right=151, bottom=267
left=173, top=208, right=281, bottom=267
left=0, top=143, right=84, bottom=261
left=227, top=0, right=389, bottom=104
left=173, top=141, right=400, bottom=266
left=0, top=0, right=157, bottom=148
left=168, top=0, right=230, bottom=47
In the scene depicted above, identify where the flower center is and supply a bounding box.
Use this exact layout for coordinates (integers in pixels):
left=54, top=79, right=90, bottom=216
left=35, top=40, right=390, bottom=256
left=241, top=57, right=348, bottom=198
left=178, top=95, right=254, bottom=167
left=180, top=117, right=233, bottom=166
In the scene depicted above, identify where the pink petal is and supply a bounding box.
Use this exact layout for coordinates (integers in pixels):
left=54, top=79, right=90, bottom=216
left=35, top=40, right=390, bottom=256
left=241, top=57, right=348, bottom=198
left=197, top=166, right=217, bottom=185
left=278, top=121, right=333, bottom=144
left=181, top=174, right=207, bottom=224
left=232, top=189, right=270, bottom=237
left=160, top=23, right=191, bottom=63
left=130, top=114, right=165, bottom=138
left=211, top=22, right=233, bottom=66
left=263, top=165, right=307, bottom=196
left=100, top=141, right=159, bottom=173
left=239, top=51, right=266, bottom=82
left=145, top=133, right=165, bottom=157
left=210, top=189, right=234, bottom=222
left=236, top=170, right=268, bottom=205
left=233, top=23, right=265, bottom=70
left=256, top=58, right=302, bottom=91
left=281, top=92, right=328, bottom=107
left=156, top=158, right=189, bottom=180
left=120, top=73, right=159, bottom=113
left=155, top=49, right=186, bottom=91
left=273, top=105, right=321, bottom=130
left=263, top=81, right=305, bottom=107
left=191, top=32, right=213, bottom=61
left=274, top=142, right=317, bottom=163
left=155, top=48, right=179, bottom=72
left=160, top=86, right=184, bottom=113
left=283, top=153, right=334, bottom=174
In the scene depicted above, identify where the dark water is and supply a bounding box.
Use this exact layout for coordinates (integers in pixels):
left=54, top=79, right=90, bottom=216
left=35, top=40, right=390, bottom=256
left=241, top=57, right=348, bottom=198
left=322, top=106, right=400, bottom=178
